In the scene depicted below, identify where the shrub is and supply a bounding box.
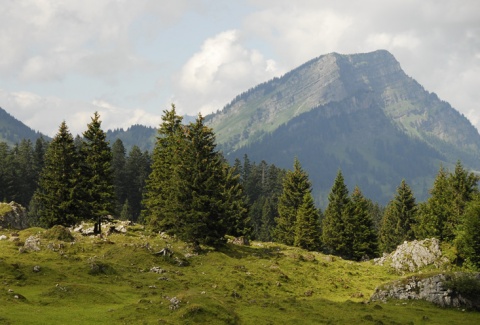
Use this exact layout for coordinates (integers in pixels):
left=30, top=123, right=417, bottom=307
left=42, top=225, right=74, bottom=242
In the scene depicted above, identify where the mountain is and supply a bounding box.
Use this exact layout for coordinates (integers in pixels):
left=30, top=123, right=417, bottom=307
left=205, top=50, right=480, bottom=205
left=105, top=115, right=197, bottom=152
left=0, top=107, right=48, bottom=145
left=106, top=124, right=157, bottom=153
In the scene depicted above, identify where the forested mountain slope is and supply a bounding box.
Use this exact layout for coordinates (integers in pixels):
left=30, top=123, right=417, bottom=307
left=0, top=107, right=47, bottom=145
left=206, top=50, right=480, bottom=204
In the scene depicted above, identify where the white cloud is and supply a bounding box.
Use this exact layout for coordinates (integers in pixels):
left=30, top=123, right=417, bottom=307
left=242, top=0, right=480, bottom=130
left=0, top=0, right=199, bottom=82
left=174, top=30, right=283, bottom=115
left=0, top=89, right=162, bottom=137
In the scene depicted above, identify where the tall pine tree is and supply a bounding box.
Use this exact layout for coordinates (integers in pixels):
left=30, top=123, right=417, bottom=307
left=81, top=112, right=115, bottom=232
left=294, top=192, right=321, bottom=251
left=274, top=158, right=312, bottom=246
left=33, top=122, right=83, bottom=227
left=142, top=105, right=184, bottom=232
left=379, top=179, right=417, bottom=253
left=322, top=170, right=350, bottom=256
left=348, top=186, right=378, bottom=260
left=143, top=106, right=248, bottom=246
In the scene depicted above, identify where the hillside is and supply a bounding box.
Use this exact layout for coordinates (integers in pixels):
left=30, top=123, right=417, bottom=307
left=106, top=124, right=157, bottom=153
left=0, top=107, right=47, bottom=146
left=1, top=224, right=478, bottom=324
left=205, top=50, right=480, bottom=204
left=106, top=115, right=196, bottom=153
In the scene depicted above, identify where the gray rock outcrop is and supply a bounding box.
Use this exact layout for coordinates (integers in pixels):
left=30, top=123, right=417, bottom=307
left=374, top=238, right=448, bottom=272
left=20, top=235, right=41, bottom=252
left=370, top=273, right=480, bottom=310
left=0, top=202, right=29, bottom=230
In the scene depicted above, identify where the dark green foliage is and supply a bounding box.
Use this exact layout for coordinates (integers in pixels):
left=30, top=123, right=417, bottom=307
left=274, top=158, right=312, bottom=246
left=106, top=124, right=157, bottom=152
left=11, top=139, right=38, bottom=207
left=455, top=197, right=480, bottom=268
left=322, top=170, right=350, bottom=256
left=176, top=114, right=230, bottom=245
left=447, top=161, right=479, bottom=241
left=347, top=186, right=378, bottom=260
left=33, top=122, right=83, bottom=227
left=119, top=199, right=133, bottom=221
left=143, top=106, right=184, bottom=232
left=416, top=162, right=479, bottom=243
left=444, top=273, right=480, bottom=298
left=111, top=139, right=128, bottom=216
left=294, top=192, right=321, bottom=251
left=228, top=155, right=286, bottom=241
left=0, top=141, right=14, bottom=202
left=81, top=112, right=115, bottom=227
left=222, top=163, right=250, bottom=238
left=124, top=146, right=150, bottom=222
left=379, top=179, right=417, bottom=253
left=415, top=166, right=453, bottom=240
left=0, top=138, right=45, bottom=207
left=143, top=106, right=248, bottom=246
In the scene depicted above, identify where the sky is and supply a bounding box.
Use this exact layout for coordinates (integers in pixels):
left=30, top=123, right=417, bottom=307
left=0, top=0, right=478, bottom=137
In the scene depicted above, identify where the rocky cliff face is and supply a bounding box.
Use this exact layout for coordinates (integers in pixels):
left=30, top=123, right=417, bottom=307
left=370, top=273, right=480, bottom=310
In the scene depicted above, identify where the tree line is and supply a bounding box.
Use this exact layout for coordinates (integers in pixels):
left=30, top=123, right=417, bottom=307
left=1, top=107, right=479, bottom=268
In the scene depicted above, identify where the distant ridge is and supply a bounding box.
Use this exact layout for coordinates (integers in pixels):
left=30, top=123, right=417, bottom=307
left=0, top=107, right=48, bottom=145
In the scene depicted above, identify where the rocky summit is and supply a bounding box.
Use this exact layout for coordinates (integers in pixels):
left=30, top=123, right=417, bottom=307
left=205, top=50, right=480, bottom=204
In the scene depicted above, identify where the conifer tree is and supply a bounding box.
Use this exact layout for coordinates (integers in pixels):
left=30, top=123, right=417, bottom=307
left=142, top=105, right=185, bottom=232
left=415, top=166, right=453, bottom=240
left=274, top=158, right=312, bottom=246
left=0, top=142, right=13, bottom=202
left=143, top=107, right=248, bottom=246
left=446, top=161, right=479, bottom=241
left=222, top=163, right=250, bottom=238
left=125, top=145, right=150, bottom=222
left=322, top=170, right=350, bottom=255
left=33, top=122, right=82, bottom=227
left=455, top=195, right=480, bottom=268
left=258, top=197, right=276, bottom=242
left=379, top=179, right=417, bottom=252
left=111, top=139, right=127, bottom=215
left=348, top=186, right=378, bottom=260
left=11, top=139, right=37, bottom=206
left=294, top=192, right=321, bottom=251
left=81, top=112, right=115, bottom=232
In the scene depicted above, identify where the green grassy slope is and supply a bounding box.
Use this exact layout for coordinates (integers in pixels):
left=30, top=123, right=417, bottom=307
left=0, top=226, right=478, bottom=324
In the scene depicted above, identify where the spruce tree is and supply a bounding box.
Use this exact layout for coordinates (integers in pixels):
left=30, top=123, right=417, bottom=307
left=379, top=179, right=417, bottom=253
left=349, top=186, right=378, bottom=260
left=415, top=166, right=453, bottom=240
left=125, top=145, right=150, bottom=222
left=34, top=122, right=82, bottom=227
left=274, top=158, right=312, bottom=246
left=111, top=139, right=127, bottom=215
left=222, top=163, right=250, bottom=238
left=455, top=195, right=480, bottom=268
left=11, top=139, right=37, bottom=206
left=143, top=107, right=248, bottom=246
left=142, top=105, right=185, bottom=232
left=294, top=192, right=321, bottom=251
left=81, top=112, right=115, bottom=232
left=322, top=170, right=350, bottom=255
left=446, top=161, right=479, bottom=241
left=177, top=114, right=232, bottom=245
